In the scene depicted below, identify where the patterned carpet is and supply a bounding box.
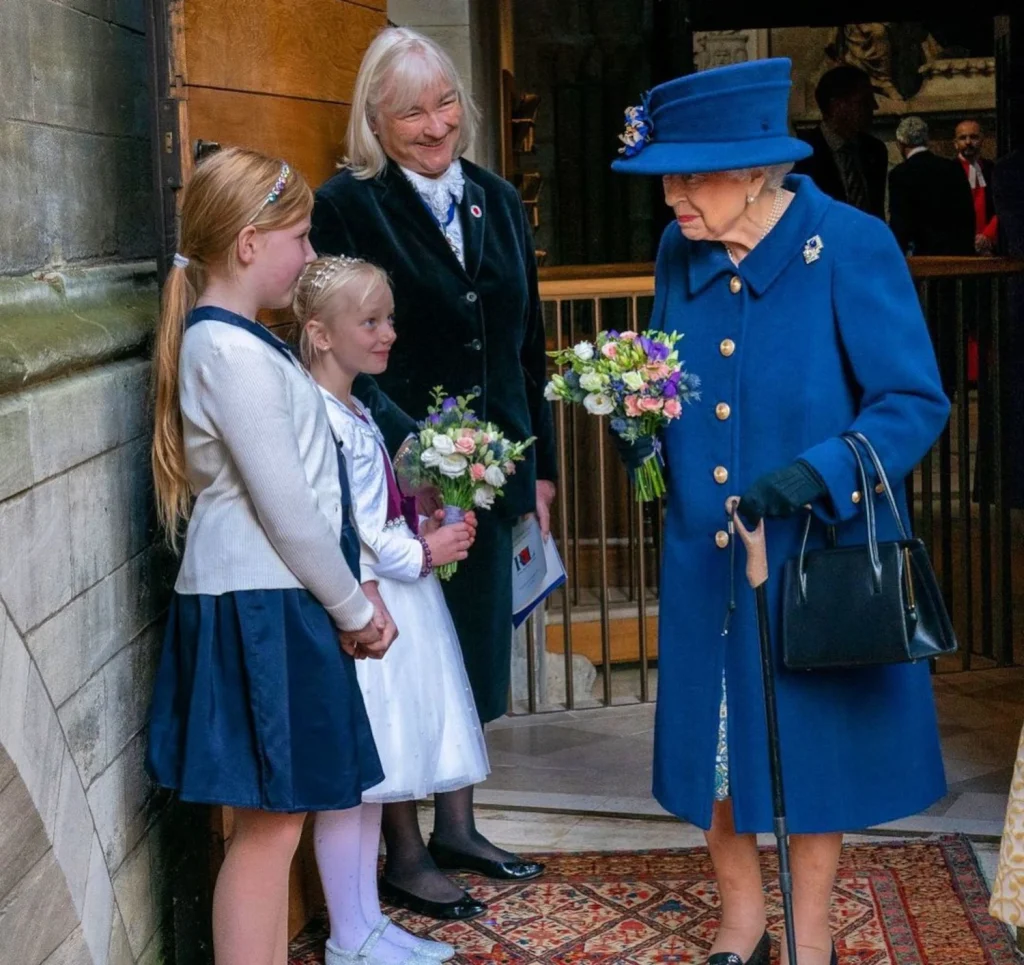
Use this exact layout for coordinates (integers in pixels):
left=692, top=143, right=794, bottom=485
left=289, top=836, right=1021, bottom=964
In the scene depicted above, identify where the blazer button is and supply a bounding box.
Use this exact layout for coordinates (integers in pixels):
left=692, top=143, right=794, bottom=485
left=720, top=338, right=736, bottom=357
left=472, top=384, right=482, bottom=396
left=715, top=402, right=731, bottom=421
left=469, top=339, right=482, bottom=351
left=466, top=291, right=479, bottom=303
left=852, top=490, right=862, bottom=504
left=714, top=466, right=729, bottom=484
left=729, top=276, right=743, bottom=294
left=715, top=530, right=730, bottom=549
left=875, top=483, right=884, bottom=494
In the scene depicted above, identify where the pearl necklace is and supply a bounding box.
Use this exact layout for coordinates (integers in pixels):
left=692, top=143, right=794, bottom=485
left=724, top=189, right=786, bottom=266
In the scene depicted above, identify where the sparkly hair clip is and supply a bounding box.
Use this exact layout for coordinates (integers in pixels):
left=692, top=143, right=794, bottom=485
left=246, top=162, right=293, bottom=225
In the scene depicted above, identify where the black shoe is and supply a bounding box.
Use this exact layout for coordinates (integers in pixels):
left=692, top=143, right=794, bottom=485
left=378, top=877, right=487, bottom=921
left=427, top=838, right=545, bottom=881
left=706, top=931, right=770, bottom=965
left=831, top=942, right=838, bottom=965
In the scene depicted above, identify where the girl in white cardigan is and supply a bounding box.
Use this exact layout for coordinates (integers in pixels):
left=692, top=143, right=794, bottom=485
left=295, top=257, right=490, bottom=965
left=146, top=149, right=392, bottom=965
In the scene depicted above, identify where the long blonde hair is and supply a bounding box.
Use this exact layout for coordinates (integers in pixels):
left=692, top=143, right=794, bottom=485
left=152, top=147, right=313, bottom=548
left=344, top=27, right=480, bottom=180
left=292, top=256, right=392, bottom=367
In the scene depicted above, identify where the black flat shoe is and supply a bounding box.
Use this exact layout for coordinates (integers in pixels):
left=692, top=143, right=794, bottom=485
left=831, top=942, right=838, bottom=965
left=427, top=838, right=545, bottom=881
left=378, top=877, right=487, bottom=921
left=706, top=930, right=770, bottom=965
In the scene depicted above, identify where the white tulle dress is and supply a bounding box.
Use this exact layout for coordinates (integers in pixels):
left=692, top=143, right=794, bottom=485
left=321, top=389, right=490, bottom=802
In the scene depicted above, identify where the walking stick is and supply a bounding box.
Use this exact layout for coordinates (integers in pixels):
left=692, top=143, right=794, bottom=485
left=726, top=497, right=799, bottom=965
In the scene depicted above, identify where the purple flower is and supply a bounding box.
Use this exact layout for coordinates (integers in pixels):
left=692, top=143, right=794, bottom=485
left=637, top=336, right=653, bottom=357
left=442, top=397, right=459, bottom=412
left=607, top=330, right=620, bottom=339
left=663, top=380, right=678, bottom=398
left=647, top=340, right=670, bottom=363
left=428, top=413, right=442, bottom=424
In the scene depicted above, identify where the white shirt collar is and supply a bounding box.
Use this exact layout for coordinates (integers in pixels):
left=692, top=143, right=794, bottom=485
left=399, top=160, right=465, bottom=224
left=906, top=146, right=928, bottom=159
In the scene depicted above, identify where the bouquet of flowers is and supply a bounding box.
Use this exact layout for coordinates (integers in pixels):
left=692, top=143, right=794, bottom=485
left=395, top=387, right=535, bottom=580
left=545, top=329, right=699, bottom=502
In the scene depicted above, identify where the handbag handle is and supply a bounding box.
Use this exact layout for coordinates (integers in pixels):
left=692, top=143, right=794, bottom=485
left=843, top=431, right=909, bottom=541
left=796, top=435, right=882, bottom=601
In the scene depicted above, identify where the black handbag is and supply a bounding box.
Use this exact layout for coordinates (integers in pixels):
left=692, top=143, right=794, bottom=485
left=781, top=431, right=958, bottom=670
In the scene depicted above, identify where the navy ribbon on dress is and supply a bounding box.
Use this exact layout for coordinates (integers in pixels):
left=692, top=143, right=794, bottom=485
left=185, top=306, right=362, bottom=578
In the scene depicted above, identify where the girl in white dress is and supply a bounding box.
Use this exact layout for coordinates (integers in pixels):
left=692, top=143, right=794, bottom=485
left=297, top=256, right=490, bottom=965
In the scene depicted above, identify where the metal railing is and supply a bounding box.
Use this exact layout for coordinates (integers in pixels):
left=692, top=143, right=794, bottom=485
left=510, top=257, right=1024, bottom=715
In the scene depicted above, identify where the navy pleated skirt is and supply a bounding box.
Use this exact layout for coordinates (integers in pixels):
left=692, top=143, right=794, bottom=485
left=146, top=589, right=384, bottom=812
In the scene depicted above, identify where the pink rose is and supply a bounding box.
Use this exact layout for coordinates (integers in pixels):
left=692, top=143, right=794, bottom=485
left=663, top=398, right=682, bottom=418
left=624, top=395, right=643, bottom=418
left=460, top=428, right=476, bottom=438
left=639, top=397, right=664, bottom=412
left=479, top=433, right=492, bottom=445
left=504, top=461, right=516, bottom=476
left=454, top=436, right=476, bottom=455
left=646, top=363, right=671, bottom=379
left=620, top=331, right=638, bottom=341
left=470, top=463, right=487, bottom=481
left=601, top=343, right=618, bottom=359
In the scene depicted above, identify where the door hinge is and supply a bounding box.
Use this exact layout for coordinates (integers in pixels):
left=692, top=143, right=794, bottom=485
left=158, top=97, right=183, bottom=189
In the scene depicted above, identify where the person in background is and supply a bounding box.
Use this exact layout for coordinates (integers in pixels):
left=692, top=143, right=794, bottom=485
left=793, top=65, right=888, bottom=219
left=888, top=115, right=975, bottom=256
left=954, top=119, right=998, bottom=255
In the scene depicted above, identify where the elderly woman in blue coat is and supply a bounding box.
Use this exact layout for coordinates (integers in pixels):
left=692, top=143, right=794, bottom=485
left=612, top=60, right=949, bottom=965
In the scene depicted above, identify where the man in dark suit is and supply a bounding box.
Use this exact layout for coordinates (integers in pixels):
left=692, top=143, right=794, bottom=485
left=888, top=115, right=975, bottom=255
left=954, top=119, right=998, bottom=254
left=793, top=65, right=888, bottom=219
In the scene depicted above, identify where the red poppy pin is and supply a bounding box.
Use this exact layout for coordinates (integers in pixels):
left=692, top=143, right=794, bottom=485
left=470, top=204, right=482, bottom=218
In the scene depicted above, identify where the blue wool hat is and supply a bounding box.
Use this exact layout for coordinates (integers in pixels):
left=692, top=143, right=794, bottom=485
left=611, top=58, right=813, bottom=175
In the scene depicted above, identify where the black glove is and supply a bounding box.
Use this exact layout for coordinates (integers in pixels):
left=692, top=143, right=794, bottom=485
left=737, top=460, right=827, bottom=527
left=609, top=428, right=656, bottom=474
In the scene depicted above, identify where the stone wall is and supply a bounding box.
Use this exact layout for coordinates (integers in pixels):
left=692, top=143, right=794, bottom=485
left=0, top=0, right=154, bottom=275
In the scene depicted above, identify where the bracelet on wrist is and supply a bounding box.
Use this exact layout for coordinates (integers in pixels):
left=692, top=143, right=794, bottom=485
left=416, top=535, right=433, bottom=577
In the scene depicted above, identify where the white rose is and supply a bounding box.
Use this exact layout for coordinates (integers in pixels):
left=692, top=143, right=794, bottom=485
left=579, top=371, right=607, bottom=392
left=483, top=465, right=506, bottom=488
left=573, top=341, right=595, bottom=361
left=583, top=392, right=615, bottom=416
left=439, top=454, right=469, bottom=478
left=432, top=434, right=455, bottom=456
left=622, top=371, right=645, bottom=391
left=544, top=380, right=561, bottom=401
left=420, top=447, right=442, bottom=468
left=473, top=484, right=496, bottom=509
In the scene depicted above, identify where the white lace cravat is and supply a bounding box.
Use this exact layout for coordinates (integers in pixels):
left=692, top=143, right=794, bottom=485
left=400, top=160, right=466, bottom=266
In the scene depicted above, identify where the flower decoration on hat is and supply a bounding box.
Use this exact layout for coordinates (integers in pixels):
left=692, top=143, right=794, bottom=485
left=617, top=97, right=654, bottom=159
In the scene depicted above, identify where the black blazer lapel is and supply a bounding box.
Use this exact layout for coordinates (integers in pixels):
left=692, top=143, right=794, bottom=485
left=460, top=174, right=486, bottom=281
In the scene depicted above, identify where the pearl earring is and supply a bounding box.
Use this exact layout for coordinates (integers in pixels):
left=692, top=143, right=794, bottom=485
left=746, top=194, right=756, bottom=205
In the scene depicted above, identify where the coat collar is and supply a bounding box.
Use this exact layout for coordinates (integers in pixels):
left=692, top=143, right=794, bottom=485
left=687, top=174, right=832, bottom=298
left=375, top=159, right=486, bottom=281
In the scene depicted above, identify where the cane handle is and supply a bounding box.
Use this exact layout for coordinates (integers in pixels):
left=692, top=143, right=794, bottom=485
left=726, top=496, right=768, bottom=589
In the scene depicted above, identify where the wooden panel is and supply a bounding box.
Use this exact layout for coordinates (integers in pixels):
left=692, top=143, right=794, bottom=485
left=547, top=616, right=660, bottom=665
left=186, top=87, right=350, bottom=188
left=180, top=0, right=383, bottom=103
left=288, top=818, right=325, bottom=940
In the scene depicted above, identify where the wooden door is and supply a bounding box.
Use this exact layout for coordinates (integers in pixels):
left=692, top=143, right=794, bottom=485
left=147, top=0, right=388, bottom=938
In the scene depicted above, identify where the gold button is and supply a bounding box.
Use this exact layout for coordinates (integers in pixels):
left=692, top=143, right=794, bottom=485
left=729, top=276, right=742, bottom=294
left=875, top=483, right=884, bottom=494
left=715, top=402, right=731, bottom=421
left=720, top=338, right=736, bottom=357
left=714, top=466, right=729, bottom=484
left=852, top=491, right=862, bottom=504
left=715, top=530, right=730, bottom=548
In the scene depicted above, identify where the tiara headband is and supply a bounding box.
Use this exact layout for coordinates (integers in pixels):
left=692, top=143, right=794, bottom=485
left=246, top=162, right=293, bottom=225
left=309, top=255, right=365, bottom=293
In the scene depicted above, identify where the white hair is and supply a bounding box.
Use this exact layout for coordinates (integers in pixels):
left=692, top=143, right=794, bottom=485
left=896, top=116, right=929, bottom=148
left=725, top=163, right=794, bottom=191
left=344, top=27, right=480, bottom=180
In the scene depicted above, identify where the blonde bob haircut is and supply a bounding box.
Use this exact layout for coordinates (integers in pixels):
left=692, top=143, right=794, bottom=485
left=344, top=26, right=480, bottom=180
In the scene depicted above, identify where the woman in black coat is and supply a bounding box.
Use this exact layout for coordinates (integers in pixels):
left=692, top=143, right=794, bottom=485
left=311, top=27, right=557, bottom=921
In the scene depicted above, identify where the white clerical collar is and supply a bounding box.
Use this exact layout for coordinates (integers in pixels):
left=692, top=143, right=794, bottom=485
left=906, top=146, right=928, bottom=159
left=399, top=160, right=465, bottom=224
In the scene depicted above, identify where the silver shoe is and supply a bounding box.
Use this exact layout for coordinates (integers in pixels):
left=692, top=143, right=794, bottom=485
left=324, top=917, right=438, bottom=965
left=378, top=915, right=455, bottom=961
